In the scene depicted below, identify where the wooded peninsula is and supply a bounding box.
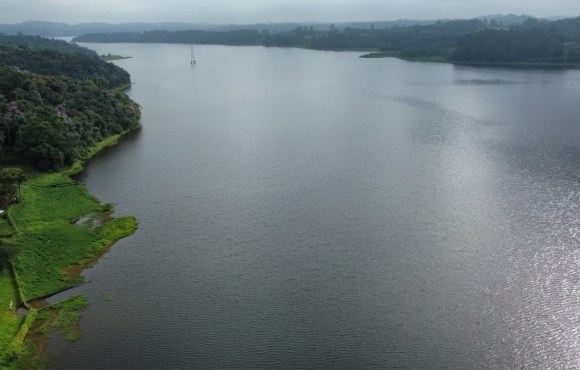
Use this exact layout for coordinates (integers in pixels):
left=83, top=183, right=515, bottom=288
left=0, top=35, right=141, bottom=369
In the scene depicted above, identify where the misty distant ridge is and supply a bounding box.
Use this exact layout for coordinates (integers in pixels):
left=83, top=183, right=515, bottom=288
left=0, top=14, right=573, bottom=37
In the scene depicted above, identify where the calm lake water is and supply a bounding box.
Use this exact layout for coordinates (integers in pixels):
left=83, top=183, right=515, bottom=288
left=47, top=44, right=580, bottom=369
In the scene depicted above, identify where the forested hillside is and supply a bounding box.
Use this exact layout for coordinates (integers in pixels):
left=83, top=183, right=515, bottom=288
left=0, top=35, right=130, bottom=88
left=0, top=36, right=140, bottom=171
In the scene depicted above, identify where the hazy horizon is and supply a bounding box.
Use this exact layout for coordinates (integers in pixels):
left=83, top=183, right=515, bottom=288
left=1, top=0, right=578, bottom=25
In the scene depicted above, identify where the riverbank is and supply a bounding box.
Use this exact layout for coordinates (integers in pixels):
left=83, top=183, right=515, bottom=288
left=359, top=52, right=580, bottom=69
left=0, top=129, right=139, bottom=369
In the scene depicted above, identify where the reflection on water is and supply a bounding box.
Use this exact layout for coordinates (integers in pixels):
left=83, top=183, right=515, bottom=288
left=46, top=44, right=580, bottom=369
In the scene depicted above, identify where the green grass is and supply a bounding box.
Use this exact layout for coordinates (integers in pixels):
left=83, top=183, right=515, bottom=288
left=12, top=223, right=101, bottom=300
left=7, top=173, right=108, bottom=300
left=11, top=174, right=101, bottom=227
left=1, top=296, right=88, bottom=368
left=0, top=309, right=37, bottom=370
left=0, top=132, right=139, bottom=368
left=65, top=133, right=126, bottom=176
left=97, top=216, right=138, bottom=243
left=4, top=134, right=139, bottom=301
left=0, top=267, right=20, bottom=360
left=30, top=296, right=89, bottom=340
left=50, top=295, right=89, bottom=341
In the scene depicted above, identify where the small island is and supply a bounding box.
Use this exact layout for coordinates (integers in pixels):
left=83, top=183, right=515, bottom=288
left=101, top=53, right=132, bottom=61
left=0, top=35, right=141, bottom=369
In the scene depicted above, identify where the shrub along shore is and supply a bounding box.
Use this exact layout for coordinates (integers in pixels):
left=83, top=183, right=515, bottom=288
left=0, top=130, right=139, bottom=369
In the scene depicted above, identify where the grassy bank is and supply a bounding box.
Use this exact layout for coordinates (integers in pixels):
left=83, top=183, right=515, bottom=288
left=0, top=268, right=20, bottom=362
left=0, top=131, right=139, bottom=368
left=9, top=169, right=138, bottom=300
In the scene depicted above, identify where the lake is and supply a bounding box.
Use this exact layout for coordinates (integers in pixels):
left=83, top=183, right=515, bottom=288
left=47, top=43, right=580, bottom=368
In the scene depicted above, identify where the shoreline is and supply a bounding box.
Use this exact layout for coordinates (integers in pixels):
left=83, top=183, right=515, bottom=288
left=79, top=40, right=580, bottom=70
left=0, top=126, right=140, bottom=368
left=359, top=52, right=580, bottom=69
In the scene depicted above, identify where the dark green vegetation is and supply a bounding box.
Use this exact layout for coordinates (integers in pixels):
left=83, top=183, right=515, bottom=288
left=9, top=169, right=138, bottom=300
left=0, top=168, right=24, bottom=208
left=0, top=158, right=138, bottom=369
left=0, top=35, right=140, bottom=368
left=35, top=295, right=89, bottom=341
left=0, top=268, right=19, bottom=361
left=0, top=35, right=131, bottom=88
left=0, top=36, right=140, bottom=171
left=1, top=295, right=90, bottom=369
left=450, top=27, right=579, bottom=63
left=74, top=16, right=580, bottom=66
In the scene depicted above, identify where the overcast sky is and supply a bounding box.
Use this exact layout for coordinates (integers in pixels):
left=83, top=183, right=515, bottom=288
left=1, top=0, right=578, bottom=24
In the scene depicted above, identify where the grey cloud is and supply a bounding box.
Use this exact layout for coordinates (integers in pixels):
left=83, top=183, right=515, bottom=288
left=1, top=0, right=578, bottom=24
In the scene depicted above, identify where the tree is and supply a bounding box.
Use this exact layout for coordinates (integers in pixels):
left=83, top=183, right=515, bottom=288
left=0, top=167, right=25, bottom=205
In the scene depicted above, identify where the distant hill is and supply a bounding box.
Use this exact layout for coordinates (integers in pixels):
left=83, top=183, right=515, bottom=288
left=0, top=20, right=440, bottom=37
left=0, top=21, right=219, bottom=37
left=207, top=20, right=441, bottom=33
left=475, top=14, right=533, bottom=25
left=0, top=15, right=544, bottom=37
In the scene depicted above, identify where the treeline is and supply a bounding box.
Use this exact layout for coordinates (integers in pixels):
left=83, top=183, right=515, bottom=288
left=518, top=17, right=580, bottom=39
left=449, top=17, right=580, bottom=63
left=0, top=35, right=130, bottom=89
left=74, top=19, right=487, bottom=51
left=450, top=28, right=578, bottom=63
left=0, top=36, right=140, bottom=171
left=73, top=16, right=580, bottom=64
left=264, top=19, right=487, bottom=54
left=0, top=34, right=96, bottom=57
left=75, top=29, right=265, bottom=46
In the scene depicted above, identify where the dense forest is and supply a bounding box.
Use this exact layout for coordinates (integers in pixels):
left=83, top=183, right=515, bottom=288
left=0, top=35, right=140, bottom=171
left=448, top=17, right=580, bottom=63
left=0, top=35, right=131, bottom=88
left=73, top=19, right=488, bottom=51
left=73, top=16, right=580, bottom=64
left=450, top=28, right=576, bottom=63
